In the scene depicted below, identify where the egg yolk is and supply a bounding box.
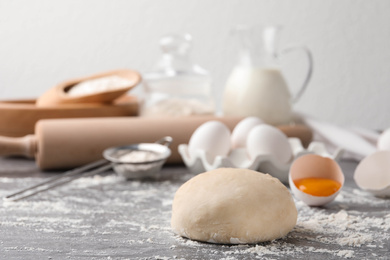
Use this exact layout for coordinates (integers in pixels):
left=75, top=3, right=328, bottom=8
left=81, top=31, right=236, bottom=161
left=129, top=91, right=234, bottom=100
left=294, top=178, right=341, bottom=197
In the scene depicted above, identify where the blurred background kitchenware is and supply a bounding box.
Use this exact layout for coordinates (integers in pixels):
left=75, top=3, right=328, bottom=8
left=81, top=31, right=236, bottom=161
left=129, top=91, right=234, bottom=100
left=0, top=95, right=139, bottom=137
left=0, top=116, right=243, bottom=170
left=36, top=69, right=141, bottom=107
left=4, top=136, right=173, bottom=202
left=0, top=116, right=314, bottom=170
left=223, top=25, right=313, bottom=125
left=141, top=33, right=215, bottom=117
left=0, top=69, right=142, bottom=137
left=103, top=136, right=173, bottom=180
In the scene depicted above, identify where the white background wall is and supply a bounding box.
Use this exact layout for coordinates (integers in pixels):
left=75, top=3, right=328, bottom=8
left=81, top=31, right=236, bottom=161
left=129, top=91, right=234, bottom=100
left=0, top=0, right=389, bottom=129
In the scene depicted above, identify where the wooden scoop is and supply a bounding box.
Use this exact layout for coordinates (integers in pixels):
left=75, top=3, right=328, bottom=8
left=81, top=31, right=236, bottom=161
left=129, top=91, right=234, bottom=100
left=36, top=69, right=142, bottom=107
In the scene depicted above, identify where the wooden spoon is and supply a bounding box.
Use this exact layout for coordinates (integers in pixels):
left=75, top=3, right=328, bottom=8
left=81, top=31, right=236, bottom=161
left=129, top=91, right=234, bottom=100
left=36, top=69, right=141, bottom=107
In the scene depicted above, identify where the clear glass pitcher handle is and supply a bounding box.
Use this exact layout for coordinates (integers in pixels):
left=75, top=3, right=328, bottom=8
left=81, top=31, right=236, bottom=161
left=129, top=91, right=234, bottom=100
left=280, top=45, right=313, bottom=104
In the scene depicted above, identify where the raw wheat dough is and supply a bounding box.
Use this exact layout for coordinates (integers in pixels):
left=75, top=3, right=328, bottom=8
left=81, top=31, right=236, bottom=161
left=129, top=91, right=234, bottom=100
left=171, top=168, right=297, bottom=244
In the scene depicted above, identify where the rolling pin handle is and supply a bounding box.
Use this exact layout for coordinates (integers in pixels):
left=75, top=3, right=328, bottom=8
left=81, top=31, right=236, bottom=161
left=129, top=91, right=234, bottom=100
left=0, top=135, right=37, bottom=158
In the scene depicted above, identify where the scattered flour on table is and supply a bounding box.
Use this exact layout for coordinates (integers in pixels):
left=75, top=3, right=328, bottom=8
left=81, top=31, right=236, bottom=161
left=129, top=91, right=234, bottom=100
left=170, top=186, right=390, bottom=259
left=1, top=175, right=389, bottom=259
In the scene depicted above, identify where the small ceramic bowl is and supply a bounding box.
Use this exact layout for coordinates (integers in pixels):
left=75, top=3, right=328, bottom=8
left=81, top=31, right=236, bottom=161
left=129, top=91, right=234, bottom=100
left=289, top=154, right=345, bottom=206
left=354, top=151, right=390, bottom=197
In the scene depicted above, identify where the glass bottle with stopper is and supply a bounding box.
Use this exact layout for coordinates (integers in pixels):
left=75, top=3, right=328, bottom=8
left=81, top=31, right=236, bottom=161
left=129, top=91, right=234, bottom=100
left=141, top=33, right=214, bottom=117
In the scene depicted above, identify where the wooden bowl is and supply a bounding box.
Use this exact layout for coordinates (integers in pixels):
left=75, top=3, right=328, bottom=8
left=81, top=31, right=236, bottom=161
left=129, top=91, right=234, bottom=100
left=0, top=95, right=139, bottom=137
left=36, top=69, right=141, bottom=107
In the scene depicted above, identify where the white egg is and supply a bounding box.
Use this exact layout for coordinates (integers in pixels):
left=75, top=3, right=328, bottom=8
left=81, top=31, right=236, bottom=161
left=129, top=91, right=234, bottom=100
left=377, top=128, right=390, bottom=151
left=354, top=151, right=390, bottom=197
left=246, top=124, right=292, bottom=163
left=231, top=117, right=263, bottom=149
left=188, top=121, right=231, bottom=164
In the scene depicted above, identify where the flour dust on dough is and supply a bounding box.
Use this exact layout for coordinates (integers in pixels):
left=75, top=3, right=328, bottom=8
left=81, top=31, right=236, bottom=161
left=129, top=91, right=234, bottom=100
left=171, top=168, right=297, bottom=244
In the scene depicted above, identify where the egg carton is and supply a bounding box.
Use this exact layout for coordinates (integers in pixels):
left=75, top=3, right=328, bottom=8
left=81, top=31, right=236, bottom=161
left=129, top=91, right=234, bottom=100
left=178, top=138, right=343, bottom=184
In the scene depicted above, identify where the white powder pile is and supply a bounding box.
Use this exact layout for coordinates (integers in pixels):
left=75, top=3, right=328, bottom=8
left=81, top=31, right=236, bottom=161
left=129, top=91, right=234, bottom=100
left=119, top=150, right=161, bottom=163
left=67, top=75, right=134, bottom=97
left=1, top=174, right=389, bottom=259
left=141, top=98, right=214, bottom=117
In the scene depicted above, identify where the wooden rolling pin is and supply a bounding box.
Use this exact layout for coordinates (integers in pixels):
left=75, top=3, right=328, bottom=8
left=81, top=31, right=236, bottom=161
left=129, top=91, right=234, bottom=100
left=0, top=117, right=312, bottom=170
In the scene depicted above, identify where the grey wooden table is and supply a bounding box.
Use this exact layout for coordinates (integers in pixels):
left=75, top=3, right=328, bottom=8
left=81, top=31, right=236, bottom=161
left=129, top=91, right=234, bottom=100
left=0, top=157, right=389, bottom=260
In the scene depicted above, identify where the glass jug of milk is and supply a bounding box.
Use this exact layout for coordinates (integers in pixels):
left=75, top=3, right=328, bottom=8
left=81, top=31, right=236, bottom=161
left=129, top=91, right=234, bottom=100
left=223, top=25, right=313, bottom=125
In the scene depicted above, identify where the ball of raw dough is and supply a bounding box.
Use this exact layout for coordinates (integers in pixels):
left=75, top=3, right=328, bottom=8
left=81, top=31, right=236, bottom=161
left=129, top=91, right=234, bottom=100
left=171, top=168, right=297, bottom=244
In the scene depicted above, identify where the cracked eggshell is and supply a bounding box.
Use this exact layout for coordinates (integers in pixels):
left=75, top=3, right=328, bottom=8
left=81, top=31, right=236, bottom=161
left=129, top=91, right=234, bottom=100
left=377, top=128, right=390, bottom=151
left=188, top=121, right=231, bottom=164
left=231, top=117, right=263, bottom=149
left=246, top=124, right=292, bottom=164
left=354, top=151, right=390, bottom=197
left=289, top=154, right=344, bottom=206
